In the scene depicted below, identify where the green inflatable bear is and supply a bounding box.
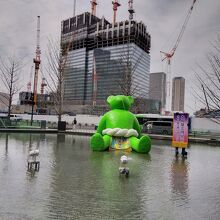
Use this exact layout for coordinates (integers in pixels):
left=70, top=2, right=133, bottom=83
left=90, top=95, right=151, bottom=153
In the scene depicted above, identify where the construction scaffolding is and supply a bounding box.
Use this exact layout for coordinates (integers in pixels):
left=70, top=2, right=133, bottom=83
left=61, top=12, right=150, bottom=55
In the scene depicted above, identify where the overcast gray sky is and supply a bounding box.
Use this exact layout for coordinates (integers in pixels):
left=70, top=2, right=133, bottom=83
left=0, top=0, right=220, bottom=114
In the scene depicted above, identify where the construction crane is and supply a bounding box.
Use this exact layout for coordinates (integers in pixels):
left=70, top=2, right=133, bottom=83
left=160, top=0, right=197, bottom=65
left=160, top=0, right=198, bottom=112
left=31, top=16, right=41, bottom=124
left=27, top=65, right=33, bottom=92
left=33, top=16, right=41, bottom=107
left=39, top=77, right=47, bottom=114
left=90, top=0, right=98, bottom=106
left=92, top=55, right=97, bottom=107
left=91, top=0, right=98, bottom=16
left=73, top=0, right=76, bottom=17
left=112, top=0, right=121, bottom=25
left=128, top=0, right=135, bottom=21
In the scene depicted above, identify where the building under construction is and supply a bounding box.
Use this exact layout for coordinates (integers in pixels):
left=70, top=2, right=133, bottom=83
left=61, top=6, right=151, bottom=111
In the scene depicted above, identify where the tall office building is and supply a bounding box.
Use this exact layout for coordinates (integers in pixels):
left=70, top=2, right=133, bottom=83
left=172, top=77, right=185, bottom=112
left=61, top=12, right=151, bottom=106
left=149, top=72, right=166, bottom=110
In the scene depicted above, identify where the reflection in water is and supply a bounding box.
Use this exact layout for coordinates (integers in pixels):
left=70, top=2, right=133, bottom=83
left=1, top=134, right=9, bottom=175
left=40, top=133, right=46, bottom=141
left=27, top=133, right=41, bottom=153
left=88, top=150, right=152, bottom=219
left=28, top=133, right=32, bottom=151
left=5, top=133, right=9, bottom=157
left=170, top=155, right=189, bottom=205
left=1, top=134, right=220, bottom=219
left=27, top=134, right=34, bottom=175
left=26, top=168, right=38, bottom=178
left=47, top=135, right=91, bottom=219
left=57, top=134, right=66, bottom=144
left=26, top=134, right=40, bottom=176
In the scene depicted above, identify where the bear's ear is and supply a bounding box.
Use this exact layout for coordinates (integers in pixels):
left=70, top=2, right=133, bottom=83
left=107, top=95, right=114, bottom=105
left=127, top=96, right=134, bottom=105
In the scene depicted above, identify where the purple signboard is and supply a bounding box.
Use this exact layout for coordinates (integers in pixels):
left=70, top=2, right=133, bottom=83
left=172, top=113, right=189, bottom=148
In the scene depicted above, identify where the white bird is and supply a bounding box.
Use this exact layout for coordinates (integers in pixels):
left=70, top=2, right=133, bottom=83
left=120, top=155, right=128, bottom=164
left=119, top=155, right=130, bottom=177
left=120, top=155, right=132, bottom=164
left=29, top=149, right=39, bottom=157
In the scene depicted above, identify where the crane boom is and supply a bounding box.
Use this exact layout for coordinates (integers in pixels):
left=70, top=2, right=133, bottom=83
left=31, top=16, right=41, bottom=124
left=172, top=0, right=197, bottom=54
left=160, top=0, right=197, bottom=64
left=33, top=16, right=41, bottom=108
left=73, top=0, right=76, bottom=17
left=160, top=0, right=198, bottom=112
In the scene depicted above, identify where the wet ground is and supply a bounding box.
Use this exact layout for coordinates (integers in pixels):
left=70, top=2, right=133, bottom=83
left=0, top=133, right=220, bottom=220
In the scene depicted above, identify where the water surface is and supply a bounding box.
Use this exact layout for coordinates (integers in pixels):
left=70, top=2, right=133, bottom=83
left=0, top=133, right=220, bottom=220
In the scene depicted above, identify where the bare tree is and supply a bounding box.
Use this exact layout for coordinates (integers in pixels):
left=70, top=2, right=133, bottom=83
left=193, top=35, right=220, bottom=112
left=45, top=38, right=70, bottom=122
left=115, top=44, right=151, bottom=113
left=117, top=44, right=146, bottom=97
left=0, top=56, right=22, bottom=117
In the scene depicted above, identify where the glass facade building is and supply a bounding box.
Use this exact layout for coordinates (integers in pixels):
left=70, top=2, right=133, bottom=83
left=149, top=72, right=166, bottom=110
left=64, top=48, right=87, bottom=104
left=61, top=12, right=151, bottom=105
left=172, top=77, right=185, bottom=112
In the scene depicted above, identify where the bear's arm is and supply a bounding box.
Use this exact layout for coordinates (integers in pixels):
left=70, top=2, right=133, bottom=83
left=133, top=116, right=141, bottom=136
left=96, top=115, right=106, bottom=134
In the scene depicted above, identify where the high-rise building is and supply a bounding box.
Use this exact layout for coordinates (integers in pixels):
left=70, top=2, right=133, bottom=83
left=172, top=77, right=185, bottom=112
left=0, top=92, right=9, bottom=112
left=61, top=12, right=151, bottom=107
left=149, top=72, right=166, bottom=110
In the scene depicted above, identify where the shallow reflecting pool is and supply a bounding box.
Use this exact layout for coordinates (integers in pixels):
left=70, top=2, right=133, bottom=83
left=0, top=133, right=220, bottom=220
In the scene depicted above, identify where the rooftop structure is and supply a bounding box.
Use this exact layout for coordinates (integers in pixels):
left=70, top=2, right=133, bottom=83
left=61, top=12, right=150, bottom=54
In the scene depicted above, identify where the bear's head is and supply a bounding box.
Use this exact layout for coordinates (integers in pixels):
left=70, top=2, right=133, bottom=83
left=107, top=95, right=134, bottom=110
